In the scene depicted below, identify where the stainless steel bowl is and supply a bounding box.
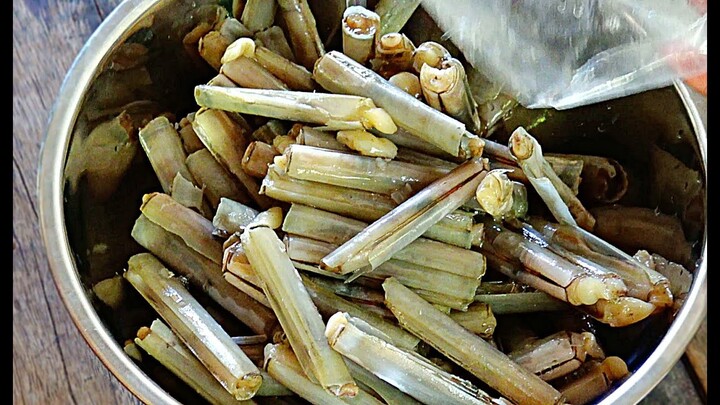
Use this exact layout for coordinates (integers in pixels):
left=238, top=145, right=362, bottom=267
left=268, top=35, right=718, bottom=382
left=38, top=1, right=707, bottom=404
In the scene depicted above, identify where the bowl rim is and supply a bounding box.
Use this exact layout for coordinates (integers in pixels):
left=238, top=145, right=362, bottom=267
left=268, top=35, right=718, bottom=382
left=37, top=1, right=708, bottom=404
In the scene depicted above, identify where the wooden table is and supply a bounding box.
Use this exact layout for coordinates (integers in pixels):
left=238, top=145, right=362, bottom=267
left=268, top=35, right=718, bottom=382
left=13, top=1, right=707, bottom=404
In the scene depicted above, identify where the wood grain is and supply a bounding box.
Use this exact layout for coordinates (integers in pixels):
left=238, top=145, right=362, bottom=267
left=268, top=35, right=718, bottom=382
left=684, top=314, right=708, bottom=398
left=12, top=1, right=707, bottom=405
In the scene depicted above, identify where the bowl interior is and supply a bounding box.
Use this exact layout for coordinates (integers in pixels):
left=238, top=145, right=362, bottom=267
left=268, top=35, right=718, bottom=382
left=50, top=1, right=706, bottom=404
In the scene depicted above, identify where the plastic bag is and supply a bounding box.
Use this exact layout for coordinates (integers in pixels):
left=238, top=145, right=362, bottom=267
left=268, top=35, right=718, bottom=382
left=420, top=0, right=706, bottom=109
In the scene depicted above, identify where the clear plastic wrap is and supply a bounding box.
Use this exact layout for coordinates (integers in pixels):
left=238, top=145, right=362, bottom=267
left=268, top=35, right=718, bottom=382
left=420, top=0, right=706, bottom=109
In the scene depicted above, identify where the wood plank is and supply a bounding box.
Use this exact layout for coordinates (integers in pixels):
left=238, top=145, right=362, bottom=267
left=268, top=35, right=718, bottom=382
left=93, top=0, right=125, bottom=18
left=684, top=315, right=707, bottom=397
